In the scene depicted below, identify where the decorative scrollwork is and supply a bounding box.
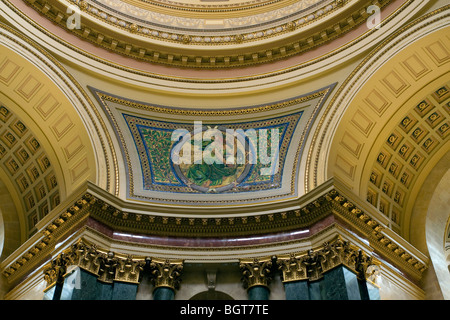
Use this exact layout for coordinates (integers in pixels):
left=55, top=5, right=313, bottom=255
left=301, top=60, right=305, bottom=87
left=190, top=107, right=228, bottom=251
left=97, top=251, right=119, bottom=283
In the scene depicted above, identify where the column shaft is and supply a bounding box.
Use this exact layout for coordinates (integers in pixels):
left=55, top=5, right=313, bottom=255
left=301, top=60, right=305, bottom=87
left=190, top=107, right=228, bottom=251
left=248, top=285, right=270, bottom=300
left=283, top=280, right=309, bottom=300
left=153, top=287, right=175, bottom=300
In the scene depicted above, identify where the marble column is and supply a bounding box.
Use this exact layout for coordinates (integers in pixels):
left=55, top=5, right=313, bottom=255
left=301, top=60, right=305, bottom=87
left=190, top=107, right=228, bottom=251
left=112, top=282, right=139, bottom=300
left=283, top=281, right=309, bottom=300
left=153, top=287, right=175, bottom=300
left=321, top=266, right=362, bottom=300
left=308, top=280, right=323, bottom=300
left=148, top=258, right=184, bottom=300
left=240, top=257, right=276, bottom=300
left=70, top=268, right=101, bottom=300
left=111, top=256, right=145, bottom=300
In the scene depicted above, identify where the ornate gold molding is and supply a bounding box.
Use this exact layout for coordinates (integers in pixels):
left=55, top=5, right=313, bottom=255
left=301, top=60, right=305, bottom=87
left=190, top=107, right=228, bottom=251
left=43, top=252, right=72, bottom=287
left=1, top=179, right=428, bottom=286
left=14, top=0, right=390, bottom=68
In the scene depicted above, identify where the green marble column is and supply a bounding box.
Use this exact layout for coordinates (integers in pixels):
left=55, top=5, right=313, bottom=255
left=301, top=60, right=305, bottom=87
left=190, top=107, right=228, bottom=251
left=358, top=278, right=370, bottom=300
left=308, top=280, right=323, bottom=300
left=70, top=269, right=100, bottom=300
left=283, top=280, right=309, bottom=300
left=96, top=281, right=114, bottom=300
left=153, top=287, right=175, bottom=300
left=148, top=258, right=183, bottom=300
left=321, top=266, right=362, bottom=300
left=52, top=282, right=63, bottom=300
left=367, top=282, right=381, bottom=300
left=59, top=268, right=80, bottom=300
left=240, top=257, right=275, bottom=301
left=248, top=285, right=270, bottom=300
left=112, top=282, right=139, bottom=300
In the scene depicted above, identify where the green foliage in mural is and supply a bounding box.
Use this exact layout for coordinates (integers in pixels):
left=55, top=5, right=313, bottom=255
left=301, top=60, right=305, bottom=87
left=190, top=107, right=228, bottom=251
left=140, top=128, right=179, bottom=184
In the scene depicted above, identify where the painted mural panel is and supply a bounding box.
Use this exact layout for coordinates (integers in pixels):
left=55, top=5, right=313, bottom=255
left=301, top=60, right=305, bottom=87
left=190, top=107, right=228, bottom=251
left=124, top=112, right=302, bottom=194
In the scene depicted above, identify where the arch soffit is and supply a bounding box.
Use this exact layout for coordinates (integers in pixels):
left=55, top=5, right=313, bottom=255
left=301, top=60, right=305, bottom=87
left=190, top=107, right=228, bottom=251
left=0, top=24, right=102, bottom=238
left=314, top=8, right=449, bottom=236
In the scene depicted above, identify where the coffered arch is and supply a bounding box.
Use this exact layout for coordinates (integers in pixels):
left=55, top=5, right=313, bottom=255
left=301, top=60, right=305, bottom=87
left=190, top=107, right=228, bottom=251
left=313, top=8, right=449, bottom=238
left=0, top=24, right=103, bottom=242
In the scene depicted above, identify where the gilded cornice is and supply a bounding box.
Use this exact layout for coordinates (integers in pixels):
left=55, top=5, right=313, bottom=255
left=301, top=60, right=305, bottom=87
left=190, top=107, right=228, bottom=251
left=13, top=0, right=394, bottom=68
left=0, top=179, right=428, bottom=285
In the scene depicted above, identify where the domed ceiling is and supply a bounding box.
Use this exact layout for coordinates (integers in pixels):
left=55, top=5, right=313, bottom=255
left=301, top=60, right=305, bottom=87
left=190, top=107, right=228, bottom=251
left=0, top=0, right=441, bottom=212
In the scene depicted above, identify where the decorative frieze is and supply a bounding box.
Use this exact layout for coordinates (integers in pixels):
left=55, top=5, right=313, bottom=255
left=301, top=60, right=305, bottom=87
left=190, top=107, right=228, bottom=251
left=15, top=0, right=393, bottom=68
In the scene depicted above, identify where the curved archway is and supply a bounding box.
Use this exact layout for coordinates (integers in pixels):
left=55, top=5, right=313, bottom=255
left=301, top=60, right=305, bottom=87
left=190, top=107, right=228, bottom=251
left=409, top=151, right=450, bottom=299
left=0, top=176, right=21, bottom=260
left=189, top=290, right=234, bottom=300
left=309, top=8, right=450, bottom=195
left=315, top=9, right=450, bottom=241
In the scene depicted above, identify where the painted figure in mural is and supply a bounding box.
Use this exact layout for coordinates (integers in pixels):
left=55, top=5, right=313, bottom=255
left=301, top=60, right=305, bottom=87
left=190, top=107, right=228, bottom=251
left=185, top=135, right=242, bottom=188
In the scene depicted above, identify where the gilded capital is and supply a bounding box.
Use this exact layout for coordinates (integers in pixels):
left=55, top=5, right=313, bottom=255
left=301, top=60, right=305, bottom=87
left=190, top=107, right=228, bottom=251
left=115, top=255, right=145, bottom=284
left=43, top=239, right=149, bottom=286
left=149, top=258, right=184, bottom=291
left=70, top=241, right=102, bottom=276
left=97, top=251, right=119, bottom=283
left=239, top=256, right=277, bottom=290
left=278, top=253, right=308, bottom=282
left=43, top=252, right=72, bottom=288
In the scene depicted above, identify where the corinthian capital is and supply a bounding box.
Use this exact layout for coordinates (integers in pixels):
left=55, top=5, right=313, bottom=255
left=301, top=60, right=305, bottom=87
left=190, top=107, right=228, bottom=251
left=115, top=255, right=145, bottom=284
left=239, top=256, right=277, bottom=289
left=97, top=251, right=118, bottom=283
left=149, top=258, right=184, bottom=291
left=43, top=252, right=72, bottom=288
